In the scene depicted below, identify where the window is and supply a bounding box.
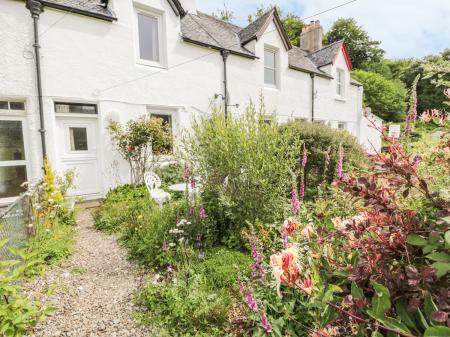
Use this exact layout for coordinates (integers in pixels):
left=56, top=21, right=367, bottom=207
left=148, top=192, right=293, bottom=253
left=336, top=69, right=345, bottom=97
left=338, top=122, right=346, bottom=130
left=136, top=10, right=162, bottom=64
left=0, top=119, right=28, bottom=198
left=264, top=48, right=277, bottom=87
left=151, top=113, right=173, bottom=152
left=0, top=101, right=25, bottom=111
left=69, top=127, right=88, bottom=151
left=55, top=102, right=97, bottom=114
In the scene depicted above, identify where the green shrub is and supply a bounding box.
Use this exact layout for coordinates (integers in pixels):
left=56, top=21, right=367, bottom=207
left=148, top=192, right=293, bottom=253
left=94, top=185, right=150, bottom=233
left=154, top=162, right=184, bottom=188
left=135, top=272, right=232, bottom=336
left=184, top=103, right=298, bottom=244
left=195, top=248, right=252, bottom=289
left=280, top=120, right=367, bottom=198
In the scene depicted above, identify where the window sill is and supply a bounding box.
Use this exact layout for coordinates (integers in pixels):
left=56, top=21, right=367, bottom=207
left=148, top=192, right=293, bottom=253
left=335, top=96, right=347, bottom=102
left=264, top=85, right=279, bottom=92
left=136, top=59, right=167, bottom=70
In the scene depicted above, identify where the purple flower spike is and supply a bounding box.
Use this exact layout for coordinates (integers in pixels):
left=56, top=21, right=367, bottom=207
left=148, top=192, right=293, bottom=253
left=302, top=145, right=308, bottom=168
left=260, top=312, right=272, bottom=333
left=246, top=289, right=258, bottom=311
left=299, top=182, right=305, bottom=200
left=291, top=189, right=299, bottom=215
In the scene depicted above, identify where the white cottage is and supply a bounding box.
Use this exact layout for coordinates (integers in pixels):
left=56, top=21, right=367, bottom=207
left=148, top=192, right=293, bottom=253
left=0, top=0, right=381, bottom=204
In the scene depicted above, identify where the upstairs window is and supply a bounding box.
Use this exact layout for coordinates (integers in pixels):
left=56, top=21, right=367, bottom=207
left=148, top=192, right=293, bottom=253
left=264, top=48, right=277, bottom=87
left=336, top=69, right=345, bottom=97
left=136, top=8, right=164, bottom=66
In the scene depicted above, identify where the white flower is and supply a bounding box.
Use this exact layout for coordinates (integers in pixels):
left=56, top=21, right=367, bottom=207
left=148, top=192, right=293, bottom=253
left=168, top=242, right=176, bottom=247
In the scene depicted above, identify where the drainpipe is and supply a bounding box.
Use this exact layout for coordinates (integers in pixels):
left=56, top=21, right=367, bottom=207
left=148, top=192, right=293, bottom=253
left=310, top=73, right=315, bottom=122
left=26, top=0, right=47, bottom=160
left=221, top=50, right=230, bottom=121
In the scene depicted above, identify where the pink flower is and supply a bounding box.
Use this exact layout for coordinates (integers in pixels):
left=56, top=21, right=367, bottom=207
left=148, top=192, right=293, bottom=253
left=299, top=182, right=305, bottom=200
left=161, top=241, right=168, bottom=252
left=281, top=231, right=289, bottom=248
left=246, top=289, right=258, bottom=311
left=199, top=207, right=207, bottom=220
left=291, top=189, right=299, bottom=215
left=237, top=277, right=246, bottom=296
left=302, top=145, right=308, bottom=168
left=337, top=146, right=344, bottom=179
left=260, top=312, right=272, bottom=333
left=300, top=277, right=313, bottom=295
left=183, top=162, right=190, bottom=182
left=251, top=240, right=264, bottom=279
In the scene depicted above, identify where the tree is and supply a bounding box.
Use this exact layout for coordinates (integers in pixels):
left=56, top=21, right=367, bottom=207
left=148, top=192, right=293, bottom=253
left=211, top=3, right=234, bottom=23
left=248, top=5, right=304, bottom=47
left=325, top=18, right=384, bottom=69
left=108, top=116, right=172, bottom=185
left=352, top=70, right=407, bottom=121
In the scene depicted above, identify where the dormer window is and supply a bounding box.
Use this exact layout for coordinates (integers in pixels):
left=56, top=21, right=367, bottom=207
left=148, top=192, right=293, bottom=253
left=336, top=69, right=345, bottom=97
left=135, top=7, right=165, bottom=67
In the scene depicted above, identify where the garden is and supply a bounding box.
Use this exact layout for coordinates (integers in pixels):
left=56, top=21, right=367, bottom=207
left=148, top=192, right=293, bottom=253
left=94, top=89, right=450, bottom=336
left=0, top=160, right=77, bottom=336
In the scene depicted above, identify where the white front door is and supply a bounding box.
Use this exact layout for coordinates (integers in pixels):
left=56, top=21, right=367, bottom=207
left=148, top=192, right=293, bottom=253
left=55, top=117, right=101, bottom=198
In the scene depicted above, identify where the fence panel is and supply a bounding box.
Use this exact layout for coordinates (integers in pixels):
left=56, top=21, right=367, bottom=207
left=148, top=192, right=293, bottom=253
left=0, top=194, right=33, bottom=260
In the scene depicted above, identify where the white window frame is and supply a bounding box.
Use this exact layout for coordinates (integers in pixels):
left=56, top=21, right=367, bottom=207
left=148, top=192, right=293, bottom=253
left=147, top=107, right=175, bottom=155
left=264, top=46, right=279, bottom=88
left=0, top=114, right=31, bottom=204
left=134, top=6, right=166, bottom=68
left=336, top=68, right=346, bottom=98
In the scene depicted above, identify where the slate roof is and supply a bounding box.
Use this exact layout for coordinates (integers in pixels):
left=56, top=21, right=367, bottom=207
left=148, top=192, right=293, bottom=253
left=238, top=9, right=274, bottom=44
left=288, top=47, right=331, bottom=77
left=305, top=40, right=344, bottom=68
left=181, top=12, right=255, bottom=58
left=40, top=0, right=117, bottom=21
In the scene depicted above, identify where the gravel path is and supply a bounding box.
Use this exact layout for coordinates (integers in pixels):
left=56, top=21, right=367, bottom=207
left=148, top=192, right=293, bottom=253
left=26, top=205, right=150, bottom=337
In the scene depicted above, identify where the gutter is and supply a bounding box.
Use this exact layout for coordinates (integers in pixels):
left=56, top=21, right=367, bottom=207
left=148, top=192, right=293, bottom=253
left=26, top=0, right=47, bottom=160
left=288, top=65, right=333, bottom=79
left=40, top=1, right=117, bottom=21
left=181, top=37, right=258, bottom=60
left=310, top=73, right=315, bottom=122
left=221, top=50, right=230, bottom=121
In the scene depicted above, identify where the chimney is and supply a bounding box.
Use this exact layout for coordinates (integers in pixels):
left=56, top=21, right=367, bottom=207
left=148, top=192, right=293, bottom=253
left=300, top=20, right=323, bottom=53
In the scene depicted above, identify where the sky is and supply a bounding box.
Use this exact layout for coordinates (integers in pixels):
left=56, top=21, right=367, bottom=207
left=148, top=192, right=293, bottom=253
left=196, top=0, right=450, bottom=59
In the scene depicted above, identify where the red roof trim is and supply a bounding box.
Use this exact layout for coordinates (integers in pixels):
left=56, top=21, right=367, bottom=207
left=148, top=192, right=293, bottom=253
left=341, top=42, right=353, bottom=71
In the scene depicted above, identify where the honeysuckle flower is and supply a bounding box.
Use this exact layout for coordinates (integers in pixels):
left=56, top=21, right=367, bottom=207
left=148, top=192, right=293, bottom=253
left=246, top=289, right=258, bottom=311
left=260, top=312, right=272, bottom=333
left=337, top=146, right=344, bottom=179
left=291, top=189, right=299, bottom=215
left=270, top=246, right=301, bottom=293
left=199, top=207, right=207, bottom=220
left=300, top=223, right=314, bottom=240
left=282, top=217, right=297, bottom=235
left=299, top=277, right=313, bottom=295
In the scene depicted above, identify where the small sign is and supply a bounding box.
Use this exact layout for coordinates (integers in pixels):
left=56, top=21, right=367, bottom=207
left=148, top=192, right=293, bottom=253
left=389, top=125, right=401, bottom=138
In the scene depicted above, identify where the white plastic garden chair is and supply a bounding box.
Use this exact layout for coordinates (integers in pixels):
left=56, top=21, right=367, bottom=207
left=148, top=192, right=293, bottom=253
left=144, top=172, right=171, bottom=208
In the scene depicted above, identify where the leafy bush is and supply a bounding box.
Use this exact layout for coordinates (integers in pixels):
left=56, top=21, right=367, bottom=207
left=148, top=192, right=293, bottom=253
left=352, top=69, right=408, bottom=121
left=280, top=120, right=367, bottom=198
left=0, top=240, right=55, bottom=336
left=184, top=103, right=298, bottom=244
left=195, top=248, right=252, bottom=289
left=108, top=116, right=172, bottom=185
left=135, top=271, right=232, bottom=337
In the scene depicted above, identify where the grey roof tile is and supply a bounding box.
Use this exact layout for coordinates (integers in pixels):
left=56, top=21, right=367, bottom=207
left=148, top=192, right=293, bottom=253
left=41, top=0, right=116, bottom=20
left=181, top=12, right=255, bottom=58
left=238, top=9, right=274, bottom=44
left=288, top=46, right=330, bottom=77
left=306, top=40, right=344, bottom=68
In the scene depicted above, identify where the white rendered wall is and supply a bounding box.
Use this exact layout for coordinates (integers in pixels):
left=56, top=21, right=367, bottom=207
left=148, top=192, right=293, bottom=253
left=0, top=0, right=374, bottom=198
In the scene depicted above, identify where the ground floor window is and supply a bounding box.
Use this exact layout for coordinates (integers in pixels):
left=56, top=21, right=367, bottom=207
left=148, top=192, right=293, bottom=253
left=150, top=113, right=173, bottom=153
left=0, top=118, right=28, bottom=198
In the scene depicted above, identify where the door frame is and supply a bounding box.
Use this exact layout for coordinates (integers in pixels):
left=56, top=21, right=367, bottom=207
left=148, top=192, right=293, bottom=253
left=54, top=113, right=102, bottom=199
left=0, top=114, right=31, bottom=206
